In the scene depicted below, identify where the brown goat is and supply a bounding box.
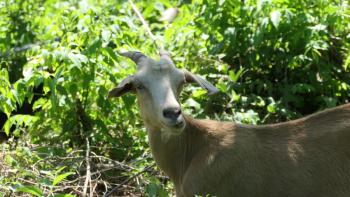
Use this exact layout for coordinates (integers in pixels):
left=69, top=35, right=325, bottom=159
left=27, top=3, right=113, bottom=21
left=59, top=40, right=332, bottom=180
left=109, top=51, right=350, bottom=197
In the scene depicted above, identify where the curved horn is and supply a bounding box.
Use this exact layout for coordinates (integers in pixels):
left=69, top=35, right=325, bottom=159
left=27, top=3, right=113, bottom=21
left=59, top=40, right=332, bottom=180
left=159, top=50, right=170, bottom=57
left=119, top=51, right=147, bottom=64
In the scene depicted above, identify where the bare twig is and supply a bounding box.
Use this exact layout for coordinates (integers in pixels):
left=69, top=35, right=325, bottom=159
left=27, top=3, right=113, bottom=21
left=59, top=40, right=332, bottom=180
left=82, top=137, right=91, bottom=197
left=128, top=0, right=163, bottom=50
left=90, top=151, right=135, bottom=170
left=103, top=163, right=156, bottom=197
left=1, top=142, right=162, bottom=196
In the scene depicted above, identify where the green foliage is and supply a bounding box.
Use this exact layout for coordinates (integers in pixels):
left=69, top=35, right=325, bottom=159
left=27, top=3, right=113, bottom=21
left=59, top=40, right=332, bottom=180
left=0, top=0, right=349, bottom=195
left=145, top=177, right=169, bottom=197
left=15, top=185, right=43, bottom=197
left=4, top=114, right=38, bottom=136
left=195, top=0, right=350, bottom=122
left=0, top=144, right=76, bottom=196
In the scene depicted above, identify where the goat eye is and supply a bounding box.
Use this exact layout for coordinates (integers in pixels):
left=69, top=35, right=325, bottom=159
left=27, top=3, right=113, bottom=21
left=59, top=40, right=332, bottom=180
left=136, top=84, right=145, bottom=90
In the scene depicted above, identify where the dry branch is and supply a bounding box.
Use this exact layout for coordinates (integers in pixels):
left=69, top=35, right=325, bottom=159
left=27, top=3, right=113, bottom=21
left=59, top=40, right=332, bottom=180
left=104, top=163, right=156, bottom=197
left=82, top=137, right=91, bottom=197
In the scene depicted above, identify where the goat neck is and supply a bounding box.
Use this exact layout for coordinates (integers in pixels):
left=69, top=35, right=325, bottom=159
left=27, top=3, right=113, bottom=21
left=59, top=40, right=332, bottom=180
left=145, top=114, right=237, bottom=187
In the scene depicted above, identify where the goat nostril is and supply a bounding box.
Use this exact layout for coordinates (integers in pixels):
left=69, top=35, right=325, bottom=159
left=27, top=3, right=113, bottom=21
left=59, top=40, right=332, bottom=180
left=174, top=108, right=181, bottom=115
left=163, top=108, right=181, bottom=119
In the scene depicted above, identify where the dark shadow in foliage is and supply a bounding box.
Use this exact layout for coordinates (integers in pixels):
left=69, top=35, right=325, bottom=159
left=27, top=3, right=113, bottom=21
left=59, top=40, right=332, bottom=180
left=0, top=0, right=45, bottom=143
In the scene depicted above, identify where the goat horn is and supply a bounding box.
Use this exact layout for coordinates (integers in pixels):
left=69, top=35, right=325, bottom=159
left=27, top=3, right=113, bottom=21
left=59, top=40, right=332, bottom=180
left=159, top=50, right=170, bottom=57
left=119, top=51, right=148, bottom=64
left=159, top=50, right=175, bottom=66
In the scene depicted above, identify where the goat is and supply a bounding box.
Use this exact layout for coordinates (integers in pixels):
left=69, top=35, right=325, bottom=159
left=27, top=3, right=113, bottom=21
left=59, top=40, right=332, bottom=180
left=109, top=50, right=350, bottom=197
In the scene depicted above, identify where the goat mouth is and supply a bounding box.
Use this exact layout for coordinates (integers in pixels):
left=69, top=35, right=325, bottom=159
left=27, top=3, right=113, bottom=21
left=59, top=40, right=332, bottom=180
left=173, top=121, right=184, bottom=128
left=161, top=120, right=185, bottom=129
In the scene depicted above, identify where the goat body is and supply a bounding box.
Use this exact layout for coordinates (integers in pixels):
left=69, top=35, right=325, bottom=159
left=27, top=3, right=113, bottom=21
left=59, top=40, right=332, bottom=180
left=147, top=103, right=350, bottom=197
left=110, top=51, right=350, bottom=197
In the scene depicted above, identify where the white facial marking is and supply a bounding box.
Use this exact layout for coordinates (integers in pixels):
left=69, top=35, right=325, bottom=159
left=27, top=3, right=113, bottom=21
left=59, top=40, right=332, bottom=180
left=135, top=59, right=185, bottom=134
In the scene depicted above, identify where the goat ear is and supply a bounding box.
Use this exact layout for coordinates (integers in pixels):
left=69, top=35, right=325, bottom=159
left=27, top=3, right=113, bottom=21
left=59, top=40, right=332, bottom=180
left=108, top=75, right=135, bottom=98
left=184, top=70, right=219, bottom=95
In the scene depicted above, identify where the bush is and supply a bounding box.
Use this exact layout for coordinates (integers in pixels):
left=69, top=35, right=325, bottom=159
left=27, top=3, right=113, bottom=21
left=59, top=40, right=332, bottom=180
left=0, top=0, right=349, bottom=196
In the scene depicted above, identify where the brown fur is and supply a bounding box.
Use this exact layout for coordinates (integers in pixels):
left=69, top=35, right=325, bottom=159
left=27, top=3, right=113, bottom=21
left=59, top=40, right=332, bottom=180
left=147, top=103, right=350, bottom=197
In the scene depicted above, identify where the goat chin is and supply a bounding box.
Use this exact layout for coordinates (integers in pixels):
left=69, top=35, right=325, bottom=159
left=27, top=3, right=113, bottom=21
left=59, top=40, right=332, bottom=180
left=160, top=125, right=186, bottom=142
left=146, top=104, right=350, bottom=197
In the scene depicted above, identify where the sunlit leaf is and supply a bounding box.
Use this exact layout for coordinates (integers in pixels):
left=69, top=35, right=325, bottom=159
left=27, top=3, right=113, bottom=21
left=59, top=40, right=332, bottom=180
left=270, top=10, right=281, bottom=28
left=53, top=194, right=76, bottom=197
left=344, top=55, right=350, bottom=71
left=53, top=172, right=74, bottom=186
left=3, top=119, right=11, bottom=136
left=16, top=185, right=43, bottom=197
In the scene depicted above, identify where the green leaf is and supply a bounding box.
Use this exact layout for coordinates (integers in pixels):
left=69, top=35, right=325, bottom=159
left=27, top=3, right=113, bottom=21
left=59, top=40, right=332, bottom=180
left=68, top=53, right=88, bottom=67
left=216, top=81, right=227, bottom=92
left=32, top=98, right=49, bottom=111
left=344, top=55, right=350, bottom=71
left=53, top=194, right=76, bottom=197
left=53, top=172, right=74, bottom=186
left=101, top=29, right=111, bottom=42
left=2, top=99, right=14, bottom=118
left=4, top=155, right=17, bottom=166
left=55, top=66, right=64, bottom=79
left=192, top=89, right=206, bottom=98
left=55, top=166, right=67, bottom=174
left=228, top=68, right=244, bottom=82
left=0, top=68, right=9, bottom=82
left=267, top=104, right=276, bottom=114
left=102, top=47, right=118, bottom=62
left=3, top=119, right=11, bottom=136
left=185, top=98, right=201, bottom=109
left=270, top=10, right=281, bottom=28
left=16, top=185, right=43, bottom=197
